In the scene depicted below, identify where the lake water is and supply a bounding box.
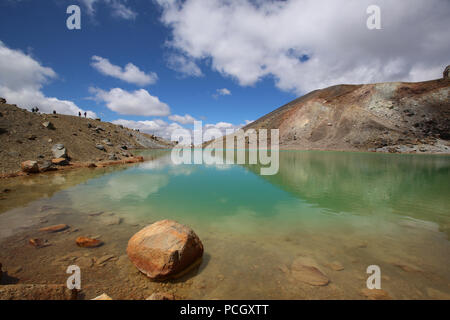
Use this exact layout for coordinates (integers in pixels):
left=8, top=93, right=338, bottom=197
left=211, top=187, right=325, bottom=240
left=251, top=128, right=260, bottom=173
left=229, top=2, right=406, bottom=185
left=0, top=150, right=449, bottom=299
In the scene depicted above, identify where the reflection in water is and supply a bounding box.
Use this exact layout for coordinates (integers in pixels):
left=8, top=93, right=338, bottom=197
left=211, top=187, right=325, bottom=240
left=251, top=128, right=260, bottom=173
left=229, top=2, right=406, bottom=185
left=0, top=150, right=449, bottom=299
left=244, top=151, right=450, bottom=235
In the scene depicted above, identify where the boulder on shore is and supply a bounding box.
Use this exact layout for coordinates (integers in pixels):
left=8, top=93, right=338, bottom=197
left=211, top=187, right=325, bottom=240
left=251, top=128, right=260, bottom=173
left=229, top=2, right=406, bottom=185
left=127, top=220, right=204, bottom=280
left=52, top=158, right=69, bottom=166
left=21, top=160, right=39, bottom=174
left=51, top=144, right=67, bottom=159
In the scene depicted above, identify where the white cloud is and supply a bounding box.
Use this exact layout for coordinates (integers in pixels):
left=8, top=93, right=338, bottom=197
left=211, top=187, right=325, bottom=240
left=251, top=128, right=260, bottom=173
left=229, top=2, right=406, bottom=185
left=156, top=0, right=450, bottom=94
left=80, top=0, right=137, bottom=20
left=217, top=88, right=231, bottom=96
left=167, top=54, right=203, bottom=77
left=112, top=119, right=183, bottom=139
left=213, top=88, right=231, bottom=98
left=91, top=55, right=158, bottom=86
left=0, top=41, right=97, bottom=118
left=90, top=87, right=170, bottom=116
left=168, top=113, right=197, bottom=124
left=112, top=118, right=250, bottom=141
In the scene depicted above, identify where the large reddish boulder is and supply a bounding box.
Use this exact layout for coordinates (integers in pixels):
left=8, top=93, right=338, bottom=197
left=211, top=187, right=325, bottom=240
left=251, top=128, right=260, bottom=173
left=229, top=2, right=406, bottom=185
left=21, top=160, right=39, bottom=173
left=127, top=220, right=203, bottom=280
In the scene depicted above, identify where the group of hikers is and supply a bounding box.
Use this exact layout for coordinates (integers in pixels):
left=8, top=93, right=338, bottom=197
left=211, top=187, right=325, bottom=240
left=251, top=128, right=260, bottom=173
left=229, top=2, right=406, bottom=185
left=30, top=107, right=87, bottom=118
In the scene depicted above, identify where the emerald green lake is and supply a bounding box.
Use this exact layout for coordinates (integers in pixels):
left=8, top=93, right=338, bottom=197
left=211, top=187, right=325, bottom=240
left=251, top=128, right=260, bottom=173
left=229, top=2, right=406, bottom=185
left=0, top=150, right=449, bottom=299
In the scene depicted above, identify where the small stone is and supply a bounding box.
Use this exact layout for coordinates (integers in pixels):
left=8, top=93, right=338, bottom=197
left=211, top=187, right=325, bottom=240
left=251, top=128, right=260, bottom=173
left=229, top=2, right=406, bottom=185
left=42, top=121, right=55, bottom=130
left=39, top=224, right=69, bottom=233
left=103, top=216, right=122, bottom=226
left=21, top=161, right=39, bottom=174
left=92, top=293, right=112, bottom=300
left=108, top=154, right=118, bottom=161
left=88, top=211, right=104, bottom=217
left=39, top=160, right=56, bottom=172
left=97, top=255, right=116, bottom=266
left=291, top=257, right=329, bottom=286
left=29, top=238, right=50, bottom=248
left=95, top=144, right=105, bottom=151
left=328, top=261, right=344, bottom=271
left=77, top=257, right=94, bottom=269
left=361, top=288, right=391, bottom=300
left=51, top=144, right=67, bottom=159
left=392, top=262, right=422, bottom=273
left=76, top=237, right=103, bottom=248
left=52, top=158, right=69, bottom=166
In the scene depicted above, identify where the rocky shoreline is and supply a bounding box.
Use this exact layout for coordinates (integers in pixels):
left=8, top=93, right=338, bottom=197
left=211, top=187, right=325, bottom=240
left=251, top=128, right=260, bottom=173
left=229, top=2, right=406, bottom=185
left=0, top=156, right=145, bottom=179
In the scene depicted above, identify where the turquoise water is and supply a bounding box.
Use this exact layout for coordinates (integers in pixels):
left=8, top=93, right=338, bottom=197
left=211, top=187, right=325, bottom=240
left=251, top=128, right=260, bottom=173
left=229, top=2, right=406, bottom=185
left=0, top=150, right=449, bottom=299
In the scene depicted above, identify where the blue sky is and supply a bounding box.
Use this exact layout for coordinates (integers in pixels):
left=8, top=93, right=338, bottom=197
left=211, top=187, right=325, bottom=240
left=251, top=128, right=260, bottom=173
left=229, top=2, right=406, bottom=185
left=0, top=0, right=295, bottom=136
left=0, top=0, right=448, bottom=138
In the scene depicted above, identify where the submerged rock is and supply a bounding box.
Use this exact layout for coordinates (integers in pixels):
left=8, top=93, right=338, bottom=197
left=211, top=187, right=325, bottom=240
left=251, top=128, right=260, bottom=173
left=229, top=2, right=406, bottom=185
left=29, top=238, right=50, bottom=248
left=361, top=288, right=391, bottom=300
left=328, top=261, right=344, bottom=271
left=39, top=224, right=69, bottom=233
left=127, top=219, right=204, bottom=280
left=76, top=237, right=103, bottom=248
left=392, top=262, right=422, bottom=273
left=291, top=257, right=329, bottom=286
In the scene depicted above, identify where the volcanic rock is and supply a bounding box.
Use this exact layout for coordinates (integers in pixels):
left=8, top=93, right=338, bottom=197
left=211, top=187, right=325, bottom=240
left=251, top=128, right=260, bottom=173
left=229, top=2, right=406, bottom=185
left=127, top=220, right=204, bottom=280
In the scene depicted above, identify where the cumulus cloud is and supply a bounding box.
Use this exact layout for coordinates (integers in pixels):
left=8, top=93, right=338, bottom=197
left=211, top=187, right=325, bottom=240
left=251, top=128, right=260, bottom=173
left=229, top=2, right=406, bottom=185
left=168, top=113, right=197, bottom=124
left=156, top=0, right=450, bottom=94
left=91, top=56, right=158, bottom=86
left=90, top=87, right=170, bottom=116
left=0, top=41, right=97, bottom=117
left=213, top=88, right=231, bottom=98
left=80, top=0, right=137, bottom=20
left=167, top=54, right=203, bottom=77
left=112, top=119, right=184, bottom=139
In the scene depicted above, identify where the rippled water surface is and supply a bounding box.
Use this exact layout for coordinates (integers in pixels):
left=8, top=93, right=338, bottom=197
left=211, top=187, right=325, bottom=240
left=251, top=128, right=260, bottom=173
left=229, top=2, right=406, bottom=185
left=0, top=150, right=449, bottom=299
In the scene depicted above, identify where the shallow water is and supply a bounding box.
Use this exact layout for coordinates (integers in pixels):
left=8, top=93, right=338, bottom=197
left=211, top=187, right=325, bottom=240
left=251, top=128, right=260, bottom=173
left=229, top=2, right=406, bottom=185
left=0, top=150, right=449, bottom=299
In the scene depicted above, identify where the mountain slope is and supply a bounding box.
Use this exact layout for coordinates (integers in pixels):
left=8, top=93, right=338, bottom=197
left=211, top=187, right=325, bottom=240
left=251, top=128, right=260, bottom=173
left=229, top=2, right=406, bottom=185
left=244, top=77, right=450, bottom=153
left=0, top=101, right=173, bottom=175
